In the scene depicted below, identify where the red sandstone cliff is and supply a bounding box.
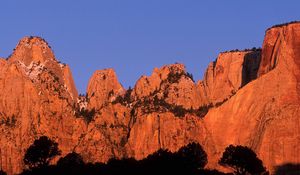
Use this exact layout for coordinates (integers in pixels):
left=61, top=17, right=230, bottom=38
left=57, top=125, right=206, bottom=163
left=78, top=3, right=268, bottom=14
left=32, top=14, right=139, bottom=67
left=74, top=69, right=129, bottom=162
left=0, top=22, right=299, bottom=174
left=203, top=22, right=300, bottom=172
left=0, top=37, right=85, bottom=174
left=198, top=50, right=261, bottom=105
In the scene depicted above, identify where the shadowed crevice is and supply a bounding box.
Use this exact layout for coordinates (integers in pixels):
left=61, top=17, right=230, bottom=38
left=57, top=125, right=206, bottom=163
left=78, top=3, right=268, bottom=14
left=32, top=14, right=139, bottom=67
left=241, top=51, right=261, bottom=87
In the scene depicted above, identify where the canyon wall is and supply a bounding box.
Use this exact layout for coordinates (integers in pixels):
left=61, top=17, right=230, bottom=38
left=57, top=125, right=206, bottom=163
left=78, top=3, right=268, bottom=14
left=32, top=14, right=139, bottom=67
left=0, top=22, right=299, bottom=174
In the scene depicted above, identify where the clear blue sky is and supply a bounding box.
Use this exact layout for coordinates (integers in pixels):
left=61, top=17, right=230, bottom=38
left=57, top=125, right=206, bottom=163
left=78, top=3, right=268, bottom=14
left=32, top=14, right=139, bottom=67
left=0, top=0, right=299, bottom=93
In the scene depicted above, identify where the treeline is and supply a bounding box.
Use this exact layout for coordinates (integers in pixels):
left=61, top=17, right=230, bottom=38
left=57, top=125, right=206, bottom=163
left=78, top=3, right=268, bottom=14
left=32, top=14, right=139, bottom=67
left=221, top=47, right=262, bottom=54
left=9, top=136, right=269, bottom=175
left=266, top=21, right=300, bottom=31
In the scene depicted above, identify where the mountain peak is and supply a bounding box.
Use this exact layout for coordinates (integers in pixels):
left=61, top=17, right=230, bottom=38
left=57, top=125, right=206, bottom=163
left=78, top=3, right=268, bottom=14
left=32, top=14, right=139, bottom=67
left=87, top=68, right=125, bottom=109
left=8, top=36, right=56, bottom=65
left=157, top=63, right=186, bottom=74
left=259, top=21, right=300, bottom=76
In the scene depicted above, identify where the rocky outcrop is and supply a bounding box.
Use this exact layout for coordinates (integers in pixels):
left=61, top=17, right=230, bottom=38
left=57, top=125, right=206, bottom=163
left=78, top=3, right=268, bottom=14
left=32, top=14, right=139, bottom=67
left=121, top=51, right=261, bottom=165
left=9, top=37, right=55, bottom=65
left=0, top=58, right=6, bottom=69
left=258, top=22, right=300, bottom=77
left=75, top=69, right=129, bottom=163
left=62, top=64, right=78, bottom=100
left=0, top=22, right=299, bottom=174
left=198, top=50, right=261, bottom=105
left=133, top=63, right=204, bottom=109
left=0, top=36, right=84, bottom=174
left=203, top=22, right=300, bottom=172
left=124, top=64, right=214, bottom=159
left=126, top=113, right=213, bottom=159
left=86, top=69, right=125, bottom=110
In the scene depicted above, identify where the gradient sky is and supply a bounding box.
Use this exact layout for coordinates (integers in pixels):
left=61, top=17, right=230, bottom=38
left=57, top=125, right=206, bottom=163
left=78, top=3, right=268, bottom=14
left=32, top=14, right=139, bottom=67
left=1, top=0, right=299, bottom=93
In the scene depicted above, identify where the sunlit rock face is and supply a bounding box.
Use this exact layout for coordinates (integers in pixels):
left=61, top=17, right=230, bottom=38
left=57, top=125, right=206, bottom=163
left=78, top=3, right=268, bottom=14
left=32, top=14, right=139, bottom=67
left=0, top=22, right=300, bottom=174
left=86, top=69, right=125, bottom=110
left=203, top=22, right=300, bottom=172
left=198, top=50, right=261, bottom=105
left=74, top=68, right=130, bottom=163
left=123, top=51, right=262, bottom=167
left=124, top=63, right=214, bottom=159
left=0, top=36, right=84, bottom=174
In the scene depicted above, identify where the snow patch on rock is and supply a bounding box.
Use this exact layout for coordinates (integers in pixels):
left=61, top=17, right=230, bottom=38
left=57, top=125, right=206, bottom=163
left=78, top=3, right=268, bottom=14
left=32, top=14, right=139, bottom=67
left=17, top=61, right=46, bottom=80
left=77, top=95, right=88, bottom=110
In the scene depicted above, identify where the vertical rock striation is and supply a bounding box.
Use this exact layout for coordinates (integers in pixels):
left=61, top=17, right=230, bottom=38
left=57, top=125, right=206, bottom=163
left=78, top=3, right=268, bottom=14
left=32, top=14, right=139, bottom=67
left=0, top=22, right=299, bottom=174
left=198, top=50, right=261, bottom=105
left=203, top=22, right=300, bottom=172
left=0, top=36, right=85, bottom=174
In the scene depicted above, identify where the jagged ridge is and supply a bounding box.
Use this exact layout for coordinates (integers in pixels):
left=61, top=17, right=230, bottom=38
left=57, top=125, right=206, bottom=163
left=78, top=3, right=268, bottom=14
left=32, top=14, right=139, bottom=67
left=0, top=21, right=300, bottom=175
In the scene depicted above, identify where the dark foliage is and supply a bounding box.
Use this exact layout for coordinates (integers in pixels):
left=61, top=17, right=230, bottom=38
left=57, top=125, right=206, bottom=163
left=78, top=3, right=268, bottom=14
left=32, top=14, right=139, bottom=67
left=136, top=95, right=212, bottom=118
left=56, top=152, right=85, bottom=175
left=108, top=90, right=114, bottom=98
left=215, top=90, right=237, bottom=107
left=20, top=165, right=57, bottom=175
left=0, top=115, right=17, bottom=127
left=166, top=71, right=195, bottom=84
left=167, top=71, right=184, bottom=83
left=186, top=72, right=195, bottom=82
left=112, top=87, right=133, bottom=105
left=198, top=169, right=233, bottom=175
left=222, top=47, right=262, bottom=54
left=274, top=163, right=300, bottom=175
left=266, top=21, right=300, bottom=31
left=219, top=145, right=268, bottom=175
left=27, top=36, right=51, bottom=48
left=0, top=170, right=7, bottom=175
left=215, top=97, right=231, bottom=107
left=177, top=142, right=208, bottom=170
left=20, top=142, right=218, bottom=175
left=76, top=108, right=96, bottom=124
left=23, top=136, right=61, bottom=169
left=170, top=104, right=212, bottom=118
left=75, top=94, right=97, bottom=123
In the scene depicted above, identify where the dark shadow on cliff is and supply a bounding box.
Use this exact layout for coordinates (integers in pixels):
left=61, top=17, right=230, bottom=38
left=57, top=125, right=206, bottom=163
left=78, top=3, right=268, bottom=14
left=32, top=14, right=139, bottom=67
left=241, top=50, right=261, bottom=87
left=274, top=163, right=300, bottom=175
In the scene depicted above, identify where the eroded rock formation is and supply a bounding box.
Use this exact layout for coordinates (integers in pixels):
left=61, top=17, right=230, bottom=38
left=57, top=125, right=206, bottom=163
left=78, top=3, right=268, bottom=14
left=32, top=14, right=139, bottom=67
left=0, top=22, right=299, bottom=174
left=203, top=22, right=300, bottom=172
left=198, top=50, right=261, bottom=105
left=0, top=36, right=85, bottom=174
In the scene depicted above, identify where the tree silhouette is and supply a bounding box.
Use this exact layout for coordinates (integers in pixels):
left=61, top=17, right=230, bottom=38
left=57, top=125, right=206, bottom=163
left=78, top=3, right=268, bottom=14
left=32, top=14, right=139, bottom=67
left=177, top=142, right=208, bottom=170
left=274, top=163, right=300, bottom=175
left=56, top=152, right=85, bottom=175
left=20, top=142, right=263, bottom=175
left=219, top=145, right=268, bottom=175
left=139, top=149, right=174, bottom=174
left=24, top=136, right=61, bottom=169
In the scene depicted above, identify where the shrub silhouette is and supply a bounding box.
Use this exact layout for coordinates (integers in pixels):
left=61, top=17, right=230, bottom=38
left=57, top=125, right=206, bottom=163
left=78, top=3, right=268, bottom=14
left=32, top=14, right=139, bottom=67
left=23, top=136, right=61, bottom=169
left=140, top=149, right=175, bottom=174
left=112, top=87, right=133, bottom=105
left=77, top=108, right=96, bottom=123
left=56, top=152, right=85, bottom=175
left=166, top=71, right=195, bottom=83
left=0, top=170, right=7, bottom=175
left=138, top=142, right=208, bottom=174
left=274, top=163, right=300, bottom=175
left=177, top=142, right=208, bottom=170
left=219, top=145, right=268, bottom=175
left=20, top=141, right=269, bottom=175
